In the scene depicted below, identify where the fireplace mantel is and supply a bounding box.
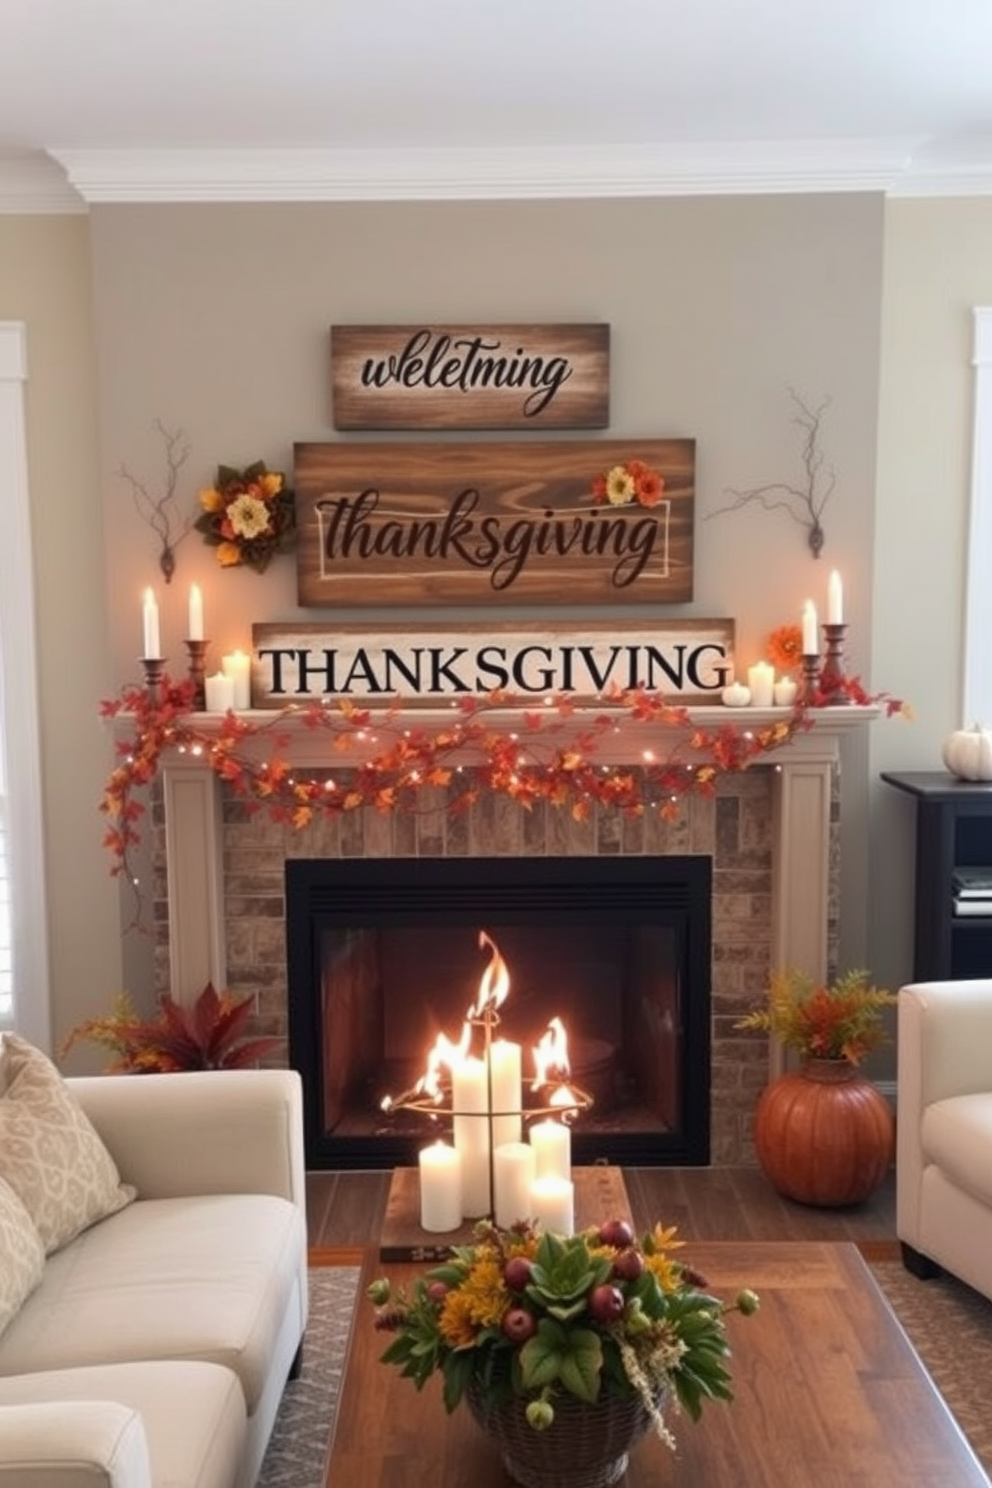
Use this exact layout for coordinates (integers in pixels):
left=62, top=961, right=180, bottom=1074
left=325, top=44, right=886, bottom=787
left=154, top=703, right=878, bottom=1072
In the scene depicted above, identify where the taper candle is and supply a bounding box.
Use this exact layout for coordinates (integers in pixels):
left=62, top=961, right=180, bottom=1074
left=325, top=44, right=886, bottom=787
left=142, top=588, right=161, bottom=660
left=802, top=599, right=819, bottom=655
left=827, top=570, right=843, bottom=625
left=188, top=583, right=204, bottom=641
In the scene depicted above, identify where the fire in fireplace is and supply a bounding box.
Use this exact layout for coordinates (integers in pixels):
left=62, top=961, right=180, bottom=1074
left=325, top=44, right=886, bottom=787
left=285, top=855, right=712, bottom=1169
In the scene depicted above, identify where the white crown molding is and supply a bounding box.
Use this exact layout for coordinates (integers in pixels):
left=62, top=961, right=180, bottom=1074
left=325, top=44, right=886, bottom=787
left=0, top=136, right=988, bottom=209
left=0, top=152, right=85, bottom=214
left=51, top=138, right=921, bottom=205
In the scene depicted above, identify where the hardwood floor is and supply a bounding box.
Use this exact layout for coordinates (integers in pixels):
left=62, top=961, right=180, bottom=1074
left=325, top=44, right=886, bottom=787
left=305, top=1165, right=898, bottom=1253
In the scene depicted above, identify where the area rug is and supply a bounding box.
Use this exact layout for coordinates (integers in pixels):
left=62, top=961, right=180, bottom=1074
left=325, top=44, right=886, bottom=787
left=256, top=1259, right=992, bottom=1488
left=256, top=1267, right=360, bottom=1488
left=868, top=1260, right=992, bottom=1478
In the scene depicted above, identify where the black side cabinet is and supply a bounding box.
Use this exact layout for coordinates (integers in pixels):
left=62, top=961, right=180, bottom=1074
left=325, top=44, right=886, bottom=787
left=882, top=771, right=992, bottom=981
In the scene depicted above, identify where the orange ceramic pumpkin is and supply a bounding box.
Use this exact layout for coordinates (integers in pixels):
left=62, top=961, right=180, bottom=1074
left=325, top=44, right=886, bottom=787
left=753, top=1058, right=894, bottom=1207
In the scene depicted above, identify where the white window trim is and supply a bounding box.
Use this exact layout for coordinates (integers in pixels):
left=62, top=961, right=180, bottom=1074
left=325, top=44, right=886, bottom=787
left=0, top=322, right=51, bottom=1048
left=963, top=308, right=992, bottom=727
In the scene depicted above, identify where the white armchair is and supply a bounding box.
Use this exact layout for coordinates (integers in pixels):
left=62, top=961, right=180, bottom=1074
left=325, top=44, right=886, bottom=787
left=896, top=980, right=992, bottom=1301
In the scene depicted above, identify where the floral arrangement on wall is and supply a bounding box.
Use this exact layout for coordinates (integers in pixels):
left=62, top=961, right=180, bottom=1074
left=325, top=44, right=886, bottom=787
left=591, top=458, right=665, bottom=508
left=194, top=460, right=295, bottom=572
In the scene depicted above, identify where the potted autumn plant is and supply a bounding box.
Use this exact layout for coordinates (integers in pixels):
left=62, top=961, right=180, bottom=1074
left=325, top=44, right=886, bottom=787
left=58, top=982, right=283, bottom=1072
left=736, top=968, right=897, bottom=1207
left=367, top=1216, right=758, bottom=1488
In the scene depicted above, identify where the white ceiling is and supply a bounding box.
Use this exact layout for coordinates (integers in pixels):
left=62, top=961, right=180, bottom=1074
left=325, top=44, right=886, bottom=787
left=3, top=0, right=992, bottom=208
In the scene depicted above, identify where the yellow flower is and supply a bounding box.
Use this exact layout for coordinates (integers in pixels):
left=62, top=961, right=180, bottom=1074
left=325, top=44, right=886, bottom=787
left=439, top=1256, right=509, bottom=1341
left=199, top=486, right=225, bottom=513
left=258, top=471, right=283, bottom=498
left=605, top=465, right=636, bottom=505
left=217, top=541, right=242, bottom=567
left=227, top=493, right=273, bottom=540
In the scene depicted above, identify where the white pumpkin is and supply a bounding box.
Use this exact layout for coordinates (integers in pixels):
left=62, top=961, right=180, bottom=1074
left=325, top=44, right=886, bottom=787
left=942, top=723, right=992, bottom=781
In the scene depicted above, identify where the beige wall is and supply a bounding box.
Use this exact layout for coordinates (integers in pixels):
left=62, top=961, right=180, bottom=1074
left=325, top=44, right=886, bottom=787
left=0, top=215, right=122, bottom=1058
left=869, top=198, right=992, bottom=1013
left=20, top=189, right=979, bottom=1067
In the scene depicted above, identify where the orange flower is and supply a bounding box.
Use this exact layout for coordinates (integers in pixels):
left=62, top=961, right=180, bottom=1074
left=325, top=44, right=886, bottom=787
left=766, top=624, right=803, bottom=675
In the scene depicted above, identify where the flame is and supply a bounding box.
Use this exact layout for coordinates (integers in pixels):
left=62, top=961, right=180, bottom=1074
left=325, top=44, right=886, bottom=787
left=413, top=1026, right=471, bottom=1103
left=531, top=1016, right=571, bottom=1088
left=468, top=929, right=510, bottom=1018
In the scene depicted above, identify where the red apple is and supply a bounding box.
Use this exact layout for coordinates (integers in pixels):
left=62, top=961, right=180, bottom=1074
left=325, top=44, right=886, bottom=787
left=503, top=1256, right=533, bottom=1293
left=502, top=1306, right=538, bottom=1343
left=597, top=1218, right=635, bottom=1250
left=588, top=1284, right=625, bottom=1324
left=612, top=1247, right=645, bottom=1282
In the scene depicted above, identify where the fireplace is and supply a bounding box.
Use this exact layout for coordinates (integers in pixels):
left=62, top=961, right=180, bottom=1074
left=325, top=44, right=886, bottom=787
left=286, top=855, right=712, bottom=1169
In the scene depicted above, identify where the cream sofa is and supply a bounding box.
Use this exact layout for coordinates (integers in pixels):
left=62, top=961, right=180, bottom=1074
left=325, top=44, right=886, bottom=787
left=896, top=979, right=992, bottom=1303
left=0, top=1049, right=308, bottom=1488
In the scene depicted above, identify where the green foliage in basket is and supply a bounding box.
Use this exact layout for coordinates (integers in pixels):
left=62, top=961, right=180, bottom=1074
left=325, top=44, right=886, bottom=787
left=368, top=1218, right=758, bottom=1447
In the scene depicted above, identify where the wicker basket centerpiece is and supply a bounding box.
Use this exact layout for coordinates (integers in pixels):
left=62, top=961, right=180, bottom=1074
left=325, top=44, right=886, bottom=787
left=367, top=1215, right=759, bottom=1486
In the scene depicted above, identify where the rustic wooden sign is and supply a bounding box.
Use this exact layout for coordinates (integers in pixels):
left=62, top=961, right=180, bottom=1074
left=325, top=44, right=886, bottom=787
left=330, top=324, right=609, bottom=430
left=250, top=618, right=734, bottom=708
left=294, top=438, right=695, bottom=607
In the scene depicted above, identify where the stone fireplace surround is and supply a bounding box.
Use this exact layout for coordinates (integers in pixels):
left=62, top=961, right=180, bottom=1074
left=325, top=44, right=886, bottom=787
left=151, top=705, right=874, bottom=1166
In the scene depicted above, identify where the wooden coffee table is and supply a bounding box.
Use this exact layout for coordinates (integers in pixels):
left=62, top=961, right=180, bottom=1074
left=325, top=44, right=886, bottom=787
left=326, top=1238, right=989, bottom=1486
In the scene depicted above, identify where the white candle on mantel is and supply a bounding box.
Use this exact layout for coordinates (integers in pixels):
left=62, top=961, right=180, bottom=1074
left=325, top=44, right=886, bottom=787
left=493, top=1142, right=536, bottom=1229
left=747, top=661, right=775, bottom=709
left=802, top=599, right=819, bottom=656
left=187, top=583, right=204, bottom=641
left=452, top=1056, right=492, bottom=1218
left=142, top=588, right=161, bottom=660
left=418, top=1140, right=462, bottom=1233
left=221, top=649, right=251, bottom=710
left=488, top=1038, right=522, bottom=1150
left=529, top=1118, right=571, bottom=1183
left=204, top=672, right=235, bottom=713
left=827, top=569, right=844, bottom=626
left=529, top=1175, right=574, bottom=1237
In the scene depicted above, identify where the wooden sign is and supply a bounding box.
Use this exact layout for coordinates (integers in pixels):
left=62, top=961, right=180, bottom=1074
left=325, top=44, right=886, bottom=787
left=330, top=324, right=609, bottom=430
left=294, top=438, right=695, bottom=607
left=250, top=618, right=734, bottom=708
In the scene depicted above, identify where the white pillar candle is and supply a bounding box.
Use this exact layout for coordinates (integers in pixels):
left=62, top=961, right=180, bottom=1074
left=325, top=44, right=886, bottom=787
left=187, top=583, right=204, bottom=641
left=452, top=1055, right=492, bottom=1218
left=747, top=661, right=775, bottom=708
left=204, top=672, right=235, bottom=712
left=528, top=1175, right=574, bottom=1237
left=418, top=1140, right=462, bottom=1233
left=827, top=569, right=843, bottom=625
left=488, top=1038, right=522, bottom=1149
left=529, top=1118, right=571, bottom=1183
left=802, top=599, right=819, bottom=655
left=493, top=1141, right=536, bottom=1229
left=142, top=588, right=161, bottom=660
left=773, top=677, right=798, bottom=707
left=221, top=649, right=251, bottom=710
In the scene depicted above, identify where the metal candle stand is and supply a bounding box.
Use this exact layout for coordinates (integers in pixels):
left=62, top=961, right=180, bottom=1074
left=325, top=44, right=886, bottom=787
left=184, top=638, right=208, bottom=710
left=384, top=1000, right=594, bottom=1220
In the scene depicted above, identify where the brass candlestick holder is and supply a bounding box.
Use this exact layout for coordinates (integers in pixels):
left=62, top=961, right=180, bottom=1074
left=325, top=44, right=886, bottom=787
left=819, top=622, right=851, bottom=705
left=140, top=656, right=166, bottom=704
left=800, top=652, right=821, bottom=705
left=185, top=639, right=208, bottom=710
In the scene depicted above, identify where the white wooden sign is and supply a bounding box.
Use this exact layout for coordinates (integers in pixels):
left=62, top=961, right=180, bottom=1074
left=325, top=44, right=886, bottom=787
left=250, top=619, right=735, bottom=708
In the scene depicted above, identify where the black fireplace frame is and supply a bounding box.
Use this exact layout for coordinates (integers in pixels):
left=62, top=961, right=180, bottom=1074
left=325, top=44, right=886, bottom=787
left=286, top=855, right=712, bottom=1170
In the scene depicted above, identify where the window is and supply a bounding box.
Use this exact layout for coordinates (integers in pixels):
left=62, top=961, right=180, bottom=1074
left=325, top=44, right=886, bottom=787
left=0, top=322, right=50, bottom=1046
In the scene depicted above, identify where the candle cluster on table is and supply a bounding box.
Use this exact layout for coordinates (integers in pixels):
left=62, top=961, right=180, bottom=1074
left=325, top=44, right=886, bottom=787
left=137, top=584, right=255, bottom=711
left=801, top=569, right=849, bottom=703
left=384, top=931, right=591, bottom=1237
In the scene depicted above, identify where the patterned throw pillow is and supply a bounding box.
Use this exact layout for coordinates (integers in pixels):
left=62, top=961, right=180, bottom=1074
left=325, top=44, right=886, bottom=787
left=0, top=1034, right=136, bottom=1255
left=0, top=1174, right=45, bottom=1336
